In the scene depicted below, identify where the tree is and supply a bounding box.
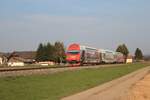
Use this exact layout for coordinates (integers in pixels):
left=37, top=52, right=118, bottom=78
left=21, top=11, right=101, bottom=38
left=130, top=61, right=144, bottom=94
left=36, top=43, right=55, bottom=62
left=46, top=42, right=56, bottom=61
left=36, top=43, right=43, bottom=61
left=54, top=41, right=66, bottom=63
left=135, top=48, right=143, bottom=60
left=116, top=44, right=129, bottom=57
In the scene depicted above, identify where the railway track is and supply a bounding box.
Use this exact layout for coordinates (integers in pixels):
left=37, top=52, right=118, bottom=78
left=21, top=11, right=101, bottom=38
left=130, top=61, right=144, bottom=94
left=0, top=64, right=125, bottom=77
left=0, top=65, right=74, bottom=77
left=0, top=64, right=125, bottom=72
left=0, top=66, right=68, bottom=72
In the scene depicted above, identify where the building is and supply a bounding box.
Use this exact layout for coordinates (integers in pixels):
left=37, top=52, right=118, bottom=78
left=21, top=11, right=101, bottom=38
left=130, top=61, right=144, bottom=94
left=38, top=61, right=55, bottom=66
left=126, top=54, right=133, bottom=63
left=7, top=51, right=36, bottom=66
left=0, top=57, right=2, bottom=65
left=8, top=56, right=25, bottom=66
left=0, top=53, right=8, bottom=65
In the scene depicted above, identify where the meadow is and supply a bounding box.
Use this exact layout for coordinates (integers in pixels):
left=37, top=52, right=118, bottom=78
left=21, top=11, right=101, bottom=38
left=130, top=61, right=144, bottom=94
left=0, top=63, right=150, bottom=100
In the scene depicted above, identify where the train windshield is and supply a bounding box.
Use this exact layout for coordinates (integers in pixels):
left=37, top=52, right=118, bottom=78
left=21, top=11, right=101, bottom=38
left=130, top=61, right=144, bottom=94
left=67, top=50, right=80, bottom=54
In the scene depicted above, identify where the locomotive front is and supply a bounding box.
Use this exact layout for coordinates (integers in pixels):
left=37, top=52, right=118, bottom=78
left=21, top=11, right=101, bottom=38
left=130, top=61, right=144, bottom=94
left=66, top=43, right=81, bottom=64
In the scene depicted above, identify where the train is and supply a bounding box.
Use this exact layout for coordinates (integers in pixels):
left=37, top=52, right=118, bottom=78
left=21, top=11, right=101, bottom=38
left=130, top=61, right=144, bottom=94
left=66, top=43, right=125, bottom=65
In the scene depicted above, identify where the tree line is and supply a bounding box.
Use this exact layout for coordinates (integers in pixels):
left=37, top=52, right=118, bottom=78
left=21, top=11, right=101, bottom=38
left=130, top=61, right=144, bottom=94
left=116, top=44, right=143, bottom=61
left=36, top=41, right=66, bottom=63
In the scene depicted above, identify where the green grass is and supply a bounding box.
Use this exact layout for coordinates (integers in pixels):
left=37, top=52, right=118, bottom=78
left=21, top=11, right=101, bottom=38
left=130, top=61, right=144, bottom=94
left=0, top=63, right=150, bottom=100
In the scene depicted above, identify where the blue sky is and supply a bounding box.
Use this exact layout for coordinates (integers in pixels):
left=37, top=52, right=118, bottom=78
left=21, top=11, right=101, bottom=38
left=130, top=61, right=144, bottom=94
left=0, top=0, right=150, bottom=55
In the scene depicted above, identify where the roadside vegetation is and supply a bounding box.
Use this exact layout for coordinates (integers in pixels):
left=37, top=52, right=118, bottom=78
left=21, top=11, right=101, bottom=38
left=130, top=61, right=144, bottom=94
left=0, top=63, right=150, bottom=100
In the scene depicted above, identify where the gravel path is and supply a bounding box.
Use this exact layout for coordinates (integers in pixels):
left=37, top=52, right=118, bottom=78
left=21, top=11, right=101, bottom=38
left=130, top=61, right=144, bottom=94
left=62, top=66, right=150, bottom=100
left=123, top=71, right=150, bottom=100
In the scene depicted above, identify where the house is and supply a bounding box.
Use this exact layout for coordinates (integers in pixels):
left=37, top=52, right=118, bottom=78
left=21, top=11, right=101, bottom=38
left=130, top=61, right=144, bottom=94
left=126, top=54, right=133, bottom=63
left=0, top=53, right=8, bottom=65
left=8, top=62, right=24, bottom=67
left=38, top=61, right=55, bottom=66
left=7, top=51, right=36, bottom=66
left=8, top=56, right=25, bottom=66
left=0, top=57, right=2, bottom=65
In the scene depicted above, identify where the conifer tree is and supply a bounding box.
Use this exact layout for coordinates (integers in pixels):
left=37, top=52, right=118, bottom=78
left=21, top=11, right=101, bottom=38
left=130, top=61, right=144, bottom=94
left=135, top=48, right=143, bottom=60
left=116, top=44, right=129, bottom=58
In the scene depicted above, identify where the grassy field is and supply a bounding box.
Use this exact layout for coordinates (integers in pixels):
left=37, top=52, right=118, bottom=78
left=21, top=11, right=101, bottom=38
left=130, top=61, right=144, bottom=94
left=0, top=63, right=150, bottom=100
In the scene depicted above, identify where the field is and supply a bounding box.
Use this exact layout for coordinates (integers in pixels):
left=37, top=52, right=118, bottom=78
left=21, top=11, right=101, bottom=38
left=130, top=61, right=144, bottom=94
left=0, top=63, right=150, bottom=100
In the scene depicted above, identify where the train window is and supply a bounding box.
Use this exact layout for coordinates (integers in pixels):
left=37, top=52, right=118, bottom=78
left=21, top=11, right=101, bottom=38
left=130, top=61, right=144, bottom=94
left=67, top=50, right=79, bottom=54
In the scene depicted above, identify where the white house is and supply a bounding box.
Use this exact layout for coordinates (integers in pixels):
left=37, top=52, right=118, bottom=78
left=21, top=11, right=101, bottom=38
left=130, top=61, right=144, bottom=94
left=0, top=54, right=8, bottom=65
left=7, top=56, right=25, bottom=67
left=8, top=62, right=24, bottom=67
left=126, top=55, right=133, bottom=63
left=7, top=51, right=36, bottom=66
left=38, top=61, right=55, bottom=66
left=0, top=57, right=2, bottom=65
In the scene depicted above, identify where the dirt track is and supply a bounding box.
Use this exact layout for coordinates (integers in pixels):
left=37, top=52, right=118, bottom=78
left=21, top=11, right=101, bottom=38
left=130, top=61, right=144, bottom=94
left=62, top=66, right=150, bottom=100
left=123, top=71, right=150, bottom=100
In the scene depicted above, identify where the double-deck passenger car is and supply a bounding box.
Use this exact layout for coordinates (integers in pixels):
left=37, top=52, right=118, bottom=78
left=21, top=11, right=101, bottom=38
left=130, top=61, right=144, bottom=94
left=66, top=43, right=125, bottom=65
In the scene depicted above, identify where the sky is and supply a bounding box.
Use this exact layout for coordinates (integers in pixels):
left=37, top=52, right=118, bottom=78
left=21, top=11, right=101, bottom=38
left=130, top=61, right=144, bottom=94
left=0, top=0, right=150, bottom=55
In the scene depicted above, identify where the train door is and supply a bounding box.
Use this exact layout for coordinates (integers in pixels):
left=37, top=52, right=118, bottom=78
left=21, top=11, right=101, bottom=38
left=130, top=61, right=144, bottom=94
left=81, top=50, right=85, bottom=64
left=99, top=52, right=102, bottom=64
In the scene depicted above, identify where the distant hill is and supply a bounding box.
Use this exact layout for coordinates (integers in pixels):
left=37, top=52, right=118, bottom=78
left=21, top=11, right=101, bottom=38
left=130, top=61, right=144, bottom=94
left=144, top=55, right=150, bottom=61
left=0, top=52, right=5, bottom=56
left=10, top=51, right=36, bottom=59
left=0, top=51, right=36, bottom=59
